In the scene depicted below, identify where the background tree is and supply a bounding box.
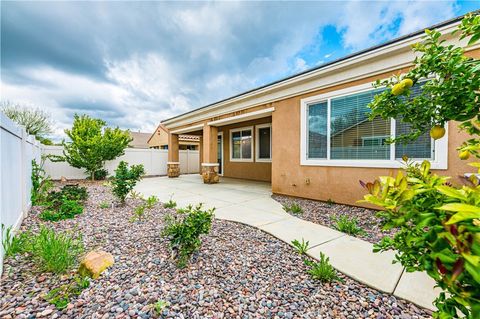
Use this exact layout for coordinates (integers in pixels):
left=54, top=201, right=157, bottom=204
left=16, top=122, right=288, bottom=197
left=361, top=13, right=480, bottom=319
left=56, top=114, right=132, bottom=180
left=1, top=101, right=53, bottom=143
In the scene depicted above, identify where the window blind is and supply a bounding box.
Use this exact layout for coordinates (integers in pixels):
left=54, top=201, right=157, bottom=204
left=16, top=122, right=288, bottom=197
left=395, top=83, right=434, bottom=159
left=330, top=89, right=390, bottom=160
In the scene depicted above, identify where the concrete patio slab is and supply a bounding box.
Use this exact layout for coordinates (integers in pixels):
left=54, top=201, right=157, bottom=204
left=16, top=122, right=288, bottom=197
left=204, top=189, right=264, bottom=204
left=214, top=205, right=289, bottom=227
left=307, top=235, right=404, bottom=294
left=394, top=271, right=441, bottom=310
left=239, top=197, right=286, bottom=215
left=259, top=218, right=345, bottom=247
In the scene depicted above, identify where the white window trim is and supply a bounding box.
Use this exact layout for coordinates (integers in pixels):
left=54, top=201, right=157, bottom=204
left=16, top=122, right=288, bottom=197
left=229, top=126, right=254, bottom=162
left=255, top=123, right=272, bottom=162
left=300, top=82, right=448, bottom=169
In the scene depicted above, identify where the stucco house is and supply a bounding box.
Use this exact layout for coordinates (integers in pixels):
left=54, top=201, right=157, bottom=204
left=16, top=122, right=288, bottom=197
left=161, top=15, right=479, bottom=207
left=148, top=123, right=200, bottom=150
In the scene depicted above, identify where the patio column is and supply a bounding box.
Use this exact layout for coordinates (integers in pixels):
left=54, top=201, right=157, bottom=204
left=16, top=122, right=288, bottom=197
left=167, top=133, right=180, bottom=178
left=201, top=124, right=219, bottom=184
left=198, top=136, right=203, bottom=176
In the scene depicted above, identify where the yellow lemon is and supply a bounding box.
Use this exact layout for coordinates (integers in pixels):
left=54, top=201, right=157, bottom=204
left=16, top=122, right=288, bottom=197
left=401, top=78, right=414, bottom=88
left=391, top=83, right=405, bottom=96
left=430, top=125, right=445, bottom=140
left=459, top=150, right=470, bottom=160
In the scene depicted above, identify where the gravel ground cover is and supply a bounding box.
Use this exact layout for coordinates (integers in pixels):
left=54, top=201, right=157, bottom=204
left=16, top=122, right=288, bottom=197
left=271, top=194, right=396, bottom=245
left=0, top=182, right=431, bottom=318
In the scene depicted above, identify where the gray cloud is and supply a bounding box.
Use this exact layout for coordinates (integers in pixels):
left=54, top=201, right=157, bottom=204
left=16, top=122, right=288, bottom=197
left=0, top=1, right=465, bottom=139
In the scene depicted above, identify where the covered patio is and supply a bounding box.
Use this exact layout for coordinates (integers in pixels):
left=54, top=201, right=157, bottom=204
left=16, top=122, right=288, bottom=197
left=164, top=106, right=274, bottom=184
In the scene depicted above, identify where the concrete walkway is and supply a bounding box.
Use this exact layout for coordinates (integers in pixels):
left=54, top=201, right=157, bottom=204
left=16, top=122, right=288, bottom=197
left=135, top=174, right=439, bottom=311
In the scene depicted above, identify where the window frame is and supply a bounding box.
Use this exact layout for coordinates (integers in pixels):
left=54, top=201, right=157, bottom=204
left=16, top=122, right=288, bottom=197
left=255, top=123, right=272, bottom=162
left=229, top=126, right=254, bottom=162
left=300, top=82, right=448, bottom=169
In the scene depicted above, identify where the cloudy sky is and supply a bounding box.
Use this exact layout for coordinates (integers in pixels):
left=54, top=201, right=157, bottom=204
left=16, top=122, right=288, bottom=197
left=1, top=1, right=479, bottom=140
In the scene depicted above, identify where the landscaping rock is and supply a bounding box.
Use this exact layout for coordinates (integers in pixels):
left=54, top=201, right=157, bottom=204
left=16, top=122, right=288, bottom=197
left=79, top=250, right=115, bottom=279
left=0, top=181, right=432, bottom=318
left=272, top=194, right=396, bottom=244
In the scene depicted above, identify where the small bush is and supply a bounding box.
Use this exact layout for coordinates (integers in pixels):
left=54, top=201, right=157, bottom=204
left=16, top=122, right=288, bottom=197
left=111, top=161, right=145, bottom=204
left=31, top=158, right=54, bottom=205
left=3, top=226, right=83, bottom=274
left=46, top=185, right=88, bottom=203
left=291, top=238, right=309, bottom=255
left=283, top=202, right=303, bottom=215
left=45, top=275, right=90, bottom=309
left=33, top=226, right=84, bottom=273
left=304, top=253, right=342, bottom=283
left=331, top=215, right=365, bottom=235
left=145, top=195, right=159, bottom=209
left=130, top=205, right=147, bottom=222
left=1, top=224, right=33, bottom=257
left=151, top=300, right=169, bottom=317
left=99, top=201, right=110, bottom=209
left=93, top=168, right=109, bottom=180
left=40, top=199, right=84, bottom=222
left=163, top=198, right=177, bottom=209
left=162, top=204, right=214, bottom=268
left=326, top=198, right=336, bottom=206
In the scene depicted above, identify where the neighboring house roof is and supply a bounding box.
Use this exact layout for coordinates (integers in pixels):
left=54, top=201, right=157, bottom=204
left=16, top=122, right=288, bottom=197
left=161, top=13, right=469, bottom=127
left=147, top=123, right=200, bottom=145
left=129, top=132, right=151, bottom=148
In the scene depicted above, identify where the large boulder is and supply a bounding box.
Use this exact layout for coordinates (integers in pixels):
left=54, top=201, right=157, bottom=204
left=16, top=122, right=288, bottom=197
left=78, top=250, right=114, bottom=279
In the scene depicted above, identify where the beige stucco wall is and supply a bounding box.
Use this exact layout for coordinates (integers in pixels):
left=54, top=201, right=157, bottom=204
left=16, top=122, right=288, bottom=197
left=218, top=117, right=272, bottom=182
left=148, top=128, right=168, bottom=148
left=271, top=50, right=480, bottom=207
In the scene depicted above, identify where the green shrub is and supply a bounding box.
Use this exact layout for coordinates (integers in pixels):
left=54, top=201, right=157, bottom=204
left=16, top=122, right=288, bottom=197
left=46, top=185, right=88, bottom=203
left=32, top=226, right=84, bottom=273
left=151, top=300, right=169, bottom=316
left=283, top=202, right=303, bottom=215
left=99, top=201, right=110, bottom=209
left=111, top=161, right=145, bottom=204
left=1, top=224, right=33, bottom=257
left=3, top=226, right=83, bottom=273
left=162, top=204, right=214, bottom=268
left=93, top=168, right=109, bottom=180
left=31, top=158, right=53, bottom=205
left=45, top=275, right=90, bottom=309
left=145, top=195, right=159, bottom=209
left=40, top=199, right=84, bottom=222
left=326, top=198, right=336, bottom=206
left=130, top=204, right=147, bottom=222
left=304, top=253, right=342, bottom=283
left=291, top=238, right=309, bottom=255
left=163, top=198, right=177, bottom=209
left=331, top=215, right=366, bottom=235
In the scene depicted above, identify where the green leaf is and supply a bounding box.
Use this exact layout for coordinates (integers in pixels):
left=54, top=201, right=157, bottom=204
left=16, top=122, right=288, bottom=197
left=437, top=203, right=480, bottom=213
left=445, top=211, right=480, bottom=225
left=435, top=186, right=467, bottom=201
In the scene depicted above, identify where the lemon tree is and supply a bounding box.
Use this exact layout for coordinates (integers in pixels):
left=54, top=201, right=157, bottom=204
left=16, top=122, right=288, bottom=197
left=361, top=14, right=480, bottom=319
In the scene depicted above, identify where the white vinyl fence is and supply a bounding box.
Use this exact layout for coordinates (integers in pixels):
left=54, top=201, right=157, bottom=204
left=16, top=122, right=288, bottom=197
left=1, top=111, right=199, bottom=271
left=42, top=146, right=199, bottom=180
left=1, top=113, right=42, bottom=271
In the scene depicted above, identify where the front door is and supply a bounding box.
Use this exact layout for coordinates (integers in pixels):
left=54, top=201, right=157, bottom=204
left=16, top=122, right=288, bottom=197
left=217, top=133, right=223, bottom=175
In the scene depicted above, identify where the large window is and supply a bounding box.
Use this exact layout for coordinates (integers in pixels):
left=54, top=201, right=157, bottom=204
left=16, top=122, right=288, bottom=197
left=256, top=124, right=272, bottom=162
left=230, top=126, right=253, bottom=162
left=301, top=83, right=447, bottom=168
